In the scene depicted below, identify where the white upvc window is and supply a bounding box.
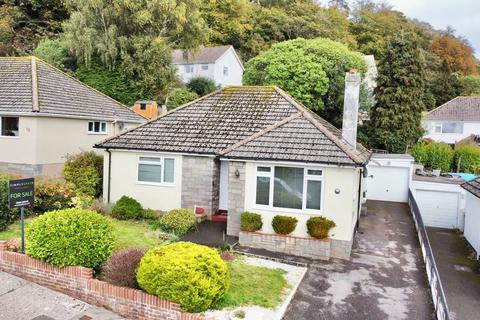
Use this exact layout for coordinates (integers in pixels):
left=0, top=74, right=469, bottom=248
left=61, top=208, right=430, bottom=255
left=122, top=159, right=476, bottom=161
left=254, top=165, right=324, bottom=212
left=441, top=121, right=463, bottom=134
left=137, top=156, right=175, bottom=185
left=88, top=121, right=107, bottom=134
left=0, top=116, right=19, bottom=137
left=185, top=64, right=194, bottom=73
left=201, top=64, right=209, bottom=71
left=223, top=66, right=229, bottom=76
left=433, top=122, right=442, bottom=134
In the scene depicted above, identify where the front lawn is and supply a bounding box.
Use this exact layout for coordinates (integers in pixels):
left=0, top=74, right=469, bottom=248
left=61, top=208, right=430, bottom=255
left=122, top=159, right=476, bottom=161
left=216, top=257, right=289, bottom=309
left=0, top=217, right=164, bottom=251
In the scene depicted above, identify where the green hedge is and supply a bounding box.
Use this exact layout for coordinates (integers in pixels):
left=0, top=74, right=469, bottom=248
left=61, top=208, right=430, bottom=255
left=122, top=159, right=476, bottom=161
left=111, top=195, right=144, bottom=220
left=158, top=208, right=196, bottom=235
left=26, top=208, right=114, bottom=270
left=240, top=211, right=262, bottom=232
left=306, top=216, right=336, bottom=239
left=63, top=151, right=103, bottom=199
left=271, top=215, right=298, bottom=235
left=0, top=174, right=19, bottom=231
left=410, top=141, right=454, bottom=172
left=136, top=242, right=230, bottom=312
left=454, top=145, right=480, bottom=174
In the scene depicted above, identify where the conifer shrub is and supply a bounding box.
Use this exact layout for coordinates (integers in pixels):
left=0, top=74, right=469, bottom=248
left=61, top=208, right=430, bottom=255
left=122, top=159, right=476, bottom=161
left=111, top=195, right=144, bottom=220
left=271, top=215, right=298, bottom=235
left=240, top=211, right=263, bottom=232
left=103, top=248, right=147, bottom=288
left=136, top=242, right=230, bottom=312
left=158, top=208, right=196, bottom=235
left=26, top=208, right=114, bottom=270
left=306, top=216, right=336, bottom=239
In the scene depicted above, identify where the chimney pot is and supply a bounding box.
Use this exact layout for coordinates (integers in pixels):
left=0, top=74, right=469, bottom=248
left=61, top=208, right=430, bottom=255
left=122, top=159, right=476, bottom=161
left=342, top=71, right=361, bottom=150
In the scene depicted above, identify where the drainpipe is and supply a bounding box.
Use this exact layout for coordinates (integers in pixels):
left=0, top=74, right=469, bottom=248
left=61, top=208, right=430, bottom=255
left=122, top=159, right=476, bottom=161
left=106, top=148, right=112, bottom=203
left=356, top=166, right=364, bottom=231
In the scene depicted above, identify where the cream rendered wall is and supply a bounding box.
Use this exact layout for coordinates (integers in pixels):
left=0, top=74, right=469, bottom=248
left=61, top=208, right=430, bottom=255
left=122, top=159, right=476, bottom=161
left=243, top=161, right=359, bottom=241
left=35, top=117, right=140, bottom=164
left=0, top=116, right=38, bottom=164
left=175, top=63, right=215, bottom=84
left=106, top=150, right=182, bottom=211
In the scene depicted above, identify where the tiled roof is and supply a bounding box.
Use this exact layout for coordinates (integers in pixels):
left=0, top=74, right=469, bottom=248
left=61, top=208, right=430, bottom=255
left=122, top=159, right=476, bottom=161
left=172, top=46, right=232, bottom=64
left=97, top=86, right=370, bottom=166
left=0, top=57, right=144, bottom=123
left=426, top=96, right=480, bottom=121
left=462, top=177, right=480, bottom=198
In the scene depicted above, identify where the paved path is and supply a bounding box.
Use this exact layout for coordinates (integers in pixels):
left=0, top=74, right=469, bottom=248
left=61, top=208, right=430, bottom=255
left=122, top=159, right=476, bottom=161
left=427, top=227, right=480, bottom=320
left=277, top=200, right=433, bottom=320
left=0, top=271, right=122, bottom=320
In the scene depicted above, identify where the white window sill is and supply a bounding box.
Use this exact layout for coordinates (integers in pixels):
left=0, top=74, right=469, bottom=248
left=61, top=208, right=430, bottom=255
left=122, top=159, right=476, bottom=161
left=251, top=205, right=323, bottom=215
left=88, top=132, right=108, bottom=135
left=0, top=136, right=20, bottom=139
left=136, top=181, right=176, bottom=187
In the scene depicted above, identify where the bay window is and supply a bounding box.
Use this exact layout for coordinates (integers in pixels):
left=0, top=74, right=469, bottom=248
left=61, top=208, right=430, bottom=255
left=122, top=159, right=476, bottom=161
left=255, top=165, right=323, bottom=211
left=137, top=156, right=175, bottom=185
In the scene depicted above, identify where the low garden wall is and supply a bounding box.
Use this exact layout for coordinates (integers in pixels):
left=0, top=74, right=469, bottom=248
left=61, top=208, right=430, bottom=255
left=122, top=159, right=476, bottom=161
left=239, top=231, right=331, bottom=260
left=0, top=241, right=205, bottom=320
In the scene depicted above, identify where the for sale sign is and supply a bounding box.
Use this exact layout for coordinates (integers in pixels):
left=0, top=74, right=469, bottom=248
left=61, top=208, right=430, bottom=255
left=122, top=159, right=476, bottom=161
left=9, top=178, right=34, bottom=209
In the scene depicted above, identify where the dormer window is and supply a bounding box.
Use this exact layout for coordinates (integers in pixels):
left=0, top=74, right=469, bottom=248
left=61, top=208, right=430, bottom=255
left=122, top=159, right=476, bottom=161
left=88, top=121, right=107, bottom=134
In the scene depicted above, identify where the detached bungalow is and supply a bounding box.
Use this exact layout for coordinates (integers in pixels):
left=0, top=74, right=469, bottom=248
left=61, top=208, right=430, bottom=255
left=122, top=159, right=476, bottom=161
left=0, top=57, right=145, bottom=177
left=96, top=71, right=370, bottom=260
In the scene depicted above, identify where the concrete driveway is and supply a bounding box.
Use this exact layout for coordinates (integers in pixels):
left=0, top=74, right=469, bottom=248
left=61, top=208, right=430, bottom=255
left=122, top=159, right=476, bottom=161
left=0, top=271, right=122, bottom=320
left=239, top=200, right=433, bottom=320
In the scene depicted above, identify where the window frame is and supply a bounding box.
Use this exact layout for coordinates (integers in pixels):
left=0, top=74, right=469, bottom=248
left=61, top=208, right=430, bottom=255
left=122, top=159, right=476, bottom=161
left=185, top=64, right=194, bottom=73
left=0, top=116, right=20, bottom=138
left=136, top=155, right=176, bottom=186
left=223, top=66, right=229, bottom=76
left=201, top=64, right=209, bottom=71
left=253, top=164, right=324, bottom=214
left=88, top=121, right=108, bottom=135
left=441, top=121, right=463, bottom=134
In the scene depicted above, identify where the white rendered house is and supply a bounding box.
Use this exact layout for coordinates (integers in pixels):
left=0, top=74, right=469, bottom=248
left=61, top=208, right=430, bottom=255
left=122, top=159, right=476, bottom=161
left=172, top=46, right=244, bottom=87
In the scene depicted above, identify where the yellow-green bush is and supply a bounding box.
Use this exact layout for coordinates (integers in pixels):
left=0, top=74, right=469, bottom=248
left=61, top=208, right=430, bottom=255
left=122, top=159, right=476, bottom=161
left=272, top=215, right=298, bottom=235
left=26, top=208, right=114, bottom=270
left=454, top=145, right=480, bottom=174
left=158, top=208, right=196, bottom=235
left=33, top=178, right=73, bottom=214
left=240, top=211, right=262, bottom=232
left=136, top=242, right=230, bottom=312
left=410, top=140, right=454, bottom=172
left=63, top=151, right=103, bottom=198
left=306, top=216, right=336, bottom=239
left=111, top=195, right=144, bottom=220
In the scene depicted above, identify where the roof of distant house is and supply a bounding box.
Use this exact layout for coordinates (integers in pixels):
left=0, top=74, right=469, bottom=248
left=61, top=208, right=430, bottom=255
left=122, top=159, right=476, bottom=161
left=426, top=96, right=480, bottom=121
left=0, top=56, right=145, bottom=123
left=172, top=45, right=243, bottom=68
left=462, top=177, right=480, bottom=198
left=96, top=86, right=371, bottom=166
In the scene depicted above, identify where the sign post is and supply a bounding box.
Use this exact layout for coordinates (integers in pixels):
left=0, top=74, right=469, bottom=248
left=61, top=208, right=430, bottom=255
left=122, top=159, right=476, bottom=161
left=9, top=178, right=34, bottom=253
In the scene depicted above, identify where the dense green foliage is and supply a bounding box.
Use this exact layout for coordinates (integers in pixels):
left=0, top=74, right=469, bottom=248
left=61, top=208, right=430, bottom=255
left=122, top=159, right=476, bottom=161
left=0, top=174, right=19, bottom=231
left=34, top=38, right=68, bottom=68
left=367, top=34, right=427, bottom=153
left=166, top=88, right=199, bottom=110
left=111, top=196, right=144, bottom=220
left=33, top=178, right=72, bottom=214
left=136, top=242, right=230, bottom=312
left=454, top=145, right=480, bottom=174
left=26, top=208, right=114, bottom=269
left=244, top=37, right=367, bottom=126
left=158, top=208, right=196, bottom=235
left=103, top=248, right=146, bottom=288
left=410, top=141, right=454, bottom=172
left=306, top=216, right=336, bottom=239
left=187, top=77, right=217, bottom=96
left=271, top=215, right=298, bottom=235
left=461, top=76, right=480, bottom=95
left=63, top=151, right=103, bottom=199
left=240, top=211, right=263, bottom=232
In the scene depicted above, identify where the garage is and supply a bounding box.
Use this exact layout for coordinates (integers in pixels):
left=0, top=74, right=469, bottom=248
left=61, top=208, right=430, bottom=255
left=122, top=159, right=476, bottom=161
left=366, top=154, right=414, bottom=203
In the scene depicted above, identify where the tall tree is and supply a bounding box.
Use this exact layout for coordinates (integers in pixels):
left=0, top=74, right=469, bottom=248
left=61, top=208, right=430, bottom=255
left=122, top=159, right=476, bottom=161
left=430, top=33, right=478, bottom=76
left=430, top=59, right=464, bottom=107
left=368, top=34, right=427, bottom=153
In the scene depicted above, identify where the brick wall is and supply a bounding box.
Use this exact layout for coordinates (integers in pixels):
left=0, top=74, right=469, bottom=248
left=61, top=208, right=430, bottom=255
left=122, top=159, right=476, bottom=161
left=0, top=242, right=205, bottom=320
left=239, top=231, right=331, bottom=260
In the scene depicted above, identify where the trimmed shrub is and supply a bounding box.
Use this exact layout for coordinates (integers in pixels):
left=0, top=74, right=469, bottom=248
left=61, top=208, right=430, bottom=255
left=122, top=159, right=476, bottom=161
left=240, top=211, right=262, bottom=232
left=103, top=248, right=147, bottom=288
left=158, top=208, right=196, bottom=235
left=272, top=215, right=298, bottom=235
left=410, top=140, right=454, bottom=172
left=26, top=208, right=114, bottom=270
left=63, top=151, right=103, bottom=198
left=136, top=242, right=230, bottom=312
left=0, top=174, right=19, bottom=231
left=111, top=196, right=144, bottom=220
left=306, top=216, right=336, bottom=239
left=33, top=178, right=72, bottom=214
left=141, top=208, right=159, bottom=220
left=454, top=145, right=480, bottom=174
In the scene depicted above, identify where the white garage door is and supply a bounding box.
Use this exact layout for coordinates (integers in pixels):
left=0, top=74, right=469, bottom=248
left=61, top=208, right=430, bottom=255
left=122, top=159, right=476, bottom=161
left=367, top=166, right=410, bottom=202
left=416, top=190, right=459, bottom=229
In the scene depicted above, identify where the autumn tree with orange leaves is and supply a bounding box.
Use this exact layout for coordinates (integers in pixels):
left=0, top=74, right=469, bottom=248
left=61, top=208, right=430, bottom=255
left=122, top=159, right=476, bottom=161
left=430, top=34, right=478, bottom=76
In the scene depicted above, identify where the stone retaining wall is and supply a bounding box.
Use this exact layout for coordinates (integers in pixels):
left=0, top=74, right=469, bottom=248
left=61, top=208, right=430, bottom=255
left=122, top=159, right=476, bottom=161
left=0, top=241, right=205, bottom=320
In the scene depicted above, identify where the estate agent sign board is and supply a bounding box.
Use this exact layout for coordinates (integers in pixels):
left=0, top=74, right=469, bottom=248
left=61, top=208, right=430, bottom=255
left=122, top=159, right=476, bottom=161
left=8, top=178, right=34, bottom=253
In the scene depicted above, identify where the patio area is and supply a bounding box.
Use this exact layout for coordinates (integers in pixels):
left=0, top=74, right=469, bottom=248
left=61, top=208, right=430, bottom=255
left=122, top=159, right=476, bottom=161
left=181, top=221, right=238, bottom=247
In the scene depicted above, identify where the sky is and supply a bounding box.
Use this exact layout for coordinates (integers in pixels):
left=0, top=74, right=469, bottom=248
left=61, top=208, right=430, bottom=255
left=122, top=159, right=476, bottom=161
left=319, top=0, right=480, bottom=59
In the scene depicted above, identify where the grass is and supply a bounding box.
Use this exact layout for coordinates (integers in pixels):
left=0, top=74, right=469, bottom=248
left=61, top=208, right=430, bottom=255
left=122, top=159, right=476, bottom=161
left=216, top=257, right=290, bottom=309
left=0, top=217, right=165, bottom=251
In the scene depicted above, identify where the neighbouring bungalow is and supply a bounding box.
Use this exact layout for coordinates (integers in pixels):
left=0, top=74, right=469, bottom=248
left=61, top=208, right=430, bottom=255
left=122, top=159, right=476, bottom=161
left=0, top=56, right=145, bottom=177
left=96, top=71, right=371, bottom=260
